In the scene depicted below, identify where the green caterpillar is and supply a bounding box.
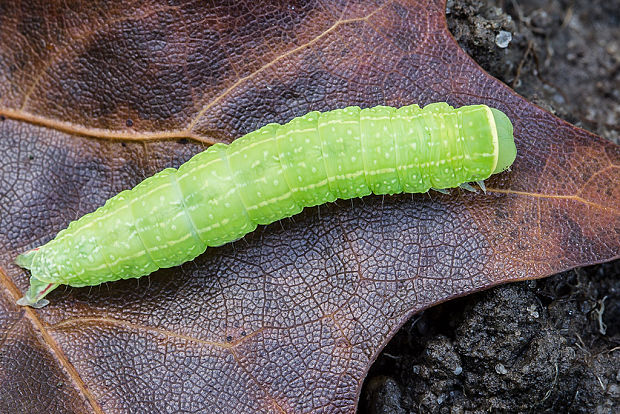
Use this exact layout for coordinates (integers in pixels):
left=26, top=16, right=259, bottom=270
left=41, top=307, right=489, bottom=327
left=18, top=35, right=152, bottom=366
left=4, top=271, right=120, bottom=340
left=16, top=102, right=516, bottom=307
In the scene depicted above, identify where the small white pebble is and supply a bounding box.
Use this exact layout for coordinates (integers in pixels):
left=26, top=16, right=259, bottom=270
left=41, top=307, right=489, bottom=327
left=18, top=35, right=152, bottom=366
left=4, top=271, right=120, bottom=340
left=495, top=31, right=512, bottom=48
left=495, top=363, right=508, bottom=375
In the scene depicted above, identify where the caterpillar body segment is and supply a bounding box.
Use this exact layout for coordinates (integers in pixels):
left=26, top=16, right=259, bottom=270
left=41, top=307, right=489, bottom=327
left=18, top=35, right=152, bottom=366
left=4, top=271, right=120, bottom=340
left=16, top=103, right=516, bottom=307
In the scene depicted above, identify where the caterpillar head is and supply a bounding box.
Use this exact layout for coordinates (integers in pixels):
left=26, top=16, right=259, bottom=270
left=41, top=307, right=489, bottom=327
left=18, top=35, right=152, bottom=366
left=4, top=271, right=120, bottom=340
left=490, top=108, right=517, bottom=173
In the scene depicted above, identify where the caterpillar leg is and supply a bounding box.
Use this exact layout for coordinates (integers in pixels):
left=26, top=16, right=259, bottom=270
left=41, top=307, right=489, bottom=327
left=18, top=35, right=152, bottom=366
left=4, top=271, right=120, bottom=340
left=16, top=249, right=58, bottom=308
left=476, top=180, right=487, bottom=193
left=431, top=188, right=450, bottom=195
left=459, top=182, right=478, bottom=192
left=16, top=277, right=57, bottom=308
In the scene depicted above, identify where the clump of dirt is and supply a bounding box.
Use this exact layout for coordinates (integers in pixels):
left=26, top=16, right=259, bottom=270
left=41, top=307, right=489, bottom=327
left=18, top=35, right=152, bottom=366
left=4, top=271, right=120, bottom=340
left=360, top=0, right=619, bottom=412
left=363, top=264, right=619, bottom=413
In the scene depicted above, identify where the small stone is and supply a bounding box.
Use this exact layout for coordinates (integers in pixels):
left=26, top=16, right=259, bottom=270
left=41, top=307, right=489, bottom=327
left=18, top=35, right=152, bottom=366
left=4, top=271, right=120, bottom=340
left=495, top=363, right=508, bottom=375
left=495, top=31, right=512, bottom=48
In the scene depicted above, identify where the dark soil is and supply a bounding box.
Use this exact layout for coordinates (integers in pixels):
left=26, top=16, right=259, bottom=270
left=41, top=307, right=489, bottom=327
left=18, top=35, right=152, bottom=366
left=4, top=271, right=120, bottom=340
left=359, top=1, right=620, bottom=412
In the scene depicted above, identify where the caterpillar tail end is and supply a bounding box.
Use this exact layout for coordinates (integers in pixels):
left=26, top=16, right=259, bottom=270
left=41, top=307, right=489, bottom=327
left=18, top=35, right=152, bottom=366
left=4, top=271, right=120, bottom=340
left=16, top=278, right=57, bottom=308
left=15, top=249, right=57, bottom=308
left=15, top=249, right=37, bottom=268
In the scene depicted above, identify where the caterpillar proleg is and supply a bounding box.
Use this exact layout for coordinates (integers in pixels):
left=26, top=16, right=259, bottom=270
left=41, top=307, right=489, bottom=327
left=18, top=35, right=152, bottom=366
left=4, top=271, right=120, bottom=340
left=16, top=102, right=516, bottom=307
